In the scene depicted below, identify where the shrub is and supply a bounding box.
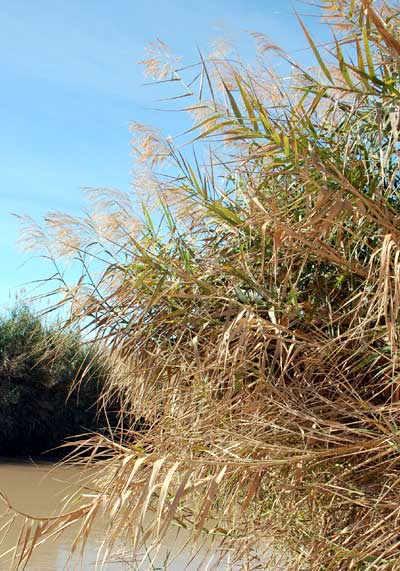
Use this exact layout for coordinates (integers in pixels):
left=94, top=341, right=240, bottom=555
left=0, top=305, right=110, bottom=456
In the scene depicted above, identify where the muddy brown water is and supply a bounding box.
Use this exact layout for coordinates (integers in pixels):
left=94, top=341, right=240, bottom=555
left=0, top=460, right=228, bottom=571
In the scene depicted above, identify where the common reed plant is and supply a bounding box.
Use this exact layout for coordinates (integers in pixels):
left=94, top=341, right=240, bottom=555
left=3, top=1, right=400, bottom=569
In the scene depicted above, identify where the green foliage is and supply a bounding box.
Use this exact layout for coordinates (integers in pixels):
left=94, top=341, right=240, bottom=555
left=0, top=305, right=109, bottom=456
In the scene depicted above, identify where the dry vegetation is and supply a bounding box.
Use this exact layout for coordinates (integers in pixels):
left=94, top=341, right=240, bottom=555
left=2, top=1, right=400, bottom=569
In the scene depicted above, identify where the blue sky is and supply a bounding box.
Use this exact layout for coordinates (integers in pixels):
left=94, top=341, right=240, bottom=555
left=0, top=0, right=326, bottom=309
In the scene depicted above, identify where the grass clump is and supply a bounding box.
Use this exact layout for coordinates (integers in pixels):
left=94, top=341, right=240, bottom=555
left=5, top=1, right=400, bottom=569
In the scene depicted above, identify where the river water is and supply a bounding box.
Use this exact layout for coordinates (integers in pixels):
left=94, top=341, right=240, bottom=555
left=0, top=460, right=228, bottom=571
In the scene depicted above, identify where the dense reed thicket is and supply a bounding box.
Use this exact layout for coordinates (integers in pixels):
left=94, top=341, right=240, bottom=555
left=0, top=305, right=110, bottom=456
left=4, top=1, right=400, bottom=569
